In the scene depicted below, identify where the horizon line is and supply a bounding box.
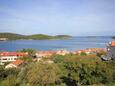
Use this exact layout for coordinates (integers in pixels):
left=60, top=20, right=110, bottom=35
left=0, top=32, right=114, bottom=37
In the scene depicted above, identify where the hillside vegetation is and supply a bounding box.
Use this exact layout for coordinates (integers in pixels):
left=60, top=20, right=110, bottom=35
left=0, top=33, right=72, bottom=40
left=0, top=33, right=25, bottom=40
left=0, top=53, right=114, bottom=86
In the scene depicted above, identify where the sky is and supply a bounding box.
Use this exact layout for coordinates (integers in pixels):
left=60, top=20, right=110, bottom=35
left=0, top=0, right=115, bottom=36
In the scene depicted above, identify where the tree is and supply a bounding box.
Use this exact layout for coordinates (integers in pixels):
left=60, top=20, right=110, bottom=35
left=4, top=75, right=17, bottom=86
left=80, top=52, right=87, bottom=56
left=18, top=63, right=61, bottom=86
left=17, top=48, right=36, bottom=57
left=0, top=66, right=5, bottom=80
left=55, top=54, right=114, bottom=85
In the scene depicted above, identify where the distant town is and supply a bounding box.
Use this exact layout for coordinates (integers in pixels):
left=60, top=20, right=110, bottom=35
left=0, top=41, right=115, bottom=66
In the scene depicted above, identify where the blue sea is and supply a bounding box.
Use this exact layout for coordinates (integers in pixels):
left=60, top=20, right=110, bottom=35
left=0, top=36, right=113, bottom=51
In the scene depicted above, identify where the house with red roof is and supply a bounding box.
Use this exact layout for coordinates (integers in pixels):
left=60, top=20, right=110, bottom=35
left=106, top=41, right=115, bottom=60
left=36, top=51, right=56, bottom=57
left=71, top=48, right=106, bottom=55
left=111, top=41, right=115, bottom=46
left=101, top=41, right=115, bottom=60
left=0, top=52, right=28, bottom=65
left=86, top=48, right=106, bottom=53
left=72, top=50, right=90, bottom=55
left=5, top=60, right=24, bottom=68
left=56, top=50, right=70, bottom=55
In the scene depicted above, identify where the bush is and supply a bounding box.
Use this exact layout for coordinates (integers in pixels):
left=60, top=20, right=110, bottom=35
left=18, top=63, right=61, bottom=86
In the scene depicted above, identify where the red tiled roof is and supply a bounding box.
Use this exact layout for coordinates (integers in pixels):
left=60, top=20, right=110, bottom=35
left=0, top=52, right=28, bottom=56
left=111, top=41, right=115, bottom=46
left=77, top=50, right=88, bottom=53
left=11, top=60, right=24, bottom=66
left=37, top=51, right=56, bottom=54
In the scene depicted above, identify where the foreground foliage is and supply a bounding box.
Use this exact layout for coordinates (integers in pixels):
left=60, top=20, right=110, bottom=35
left=0, top=54, right=114, bottom=86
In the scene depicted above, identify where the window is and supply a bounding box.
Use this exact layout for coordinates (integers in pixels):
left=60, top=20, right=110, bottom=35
left=2, top=58, right=7, bottom=60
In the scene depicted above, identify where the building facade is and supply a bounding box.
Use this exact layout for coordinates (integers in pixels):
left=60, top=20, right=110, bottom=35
left=107, top=42, right=115, bottom=60
left=0, top=52, right=28, bottom=65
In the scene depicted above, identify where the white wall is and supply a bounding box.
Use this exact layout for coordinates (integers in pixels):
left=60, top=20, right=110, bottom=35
left=0, top=56, right=18, bottom=63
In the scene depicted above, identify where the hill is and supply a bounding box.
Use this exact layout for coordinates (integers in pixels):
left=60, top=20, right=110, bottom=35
left=0, top=33, right=25, bottom=40
left=54, top=35, right=72, bottom=39
left=0, top=33, right=72, bottom=40
left=26, top=34, right=54, bottom=40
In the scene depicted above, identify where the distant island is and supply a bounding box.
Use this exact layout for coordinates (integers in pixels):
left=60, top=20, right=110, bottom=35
left=0, top=33, right=72, bottom=40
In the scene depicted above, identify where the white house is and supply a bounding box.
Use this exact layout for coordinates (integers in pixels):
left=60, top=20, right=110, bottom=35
left=0, top=56, right=17, bottom=63
left=0, top=52, right=27, bottom=65
left=56, top=50, right=70, bottom=56
left=5, top=60, right=24, bottom=69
